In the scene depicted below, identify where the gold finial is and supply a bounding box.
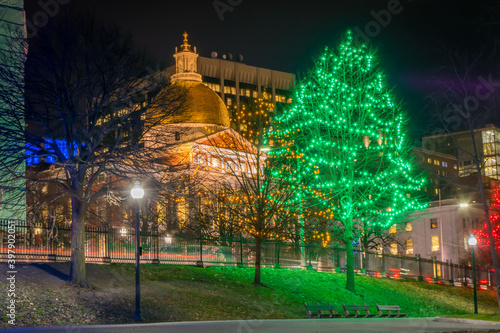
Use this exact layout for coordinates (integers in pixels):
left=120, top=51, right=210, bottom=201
left=180, top=31, right=192, bottom=52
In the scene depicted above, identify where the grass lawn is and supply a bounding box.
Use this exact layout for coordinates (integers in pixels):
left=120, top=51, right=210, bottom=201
left=0, top=262, right=498, bottom=327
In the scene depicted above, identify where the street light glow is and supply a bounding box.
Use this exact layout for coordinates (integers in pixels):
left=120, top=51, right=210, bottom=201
left=459, top=203, right=469, bottom=208
left=468, top=234, right=477, bottom=246
left=131, top=181, right=145, bottom=199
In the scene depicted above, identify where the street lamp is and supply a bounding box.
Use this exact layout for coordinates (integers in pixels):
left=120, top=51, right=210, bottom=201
left=131, top=181, right=144, bottom=321
left=468, top=234, right=478, bottom=314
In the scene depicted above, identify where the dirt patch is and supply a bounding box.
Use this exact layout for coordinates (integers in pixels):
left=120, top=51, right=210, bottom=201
left=0, top=262, right=157, bottom=328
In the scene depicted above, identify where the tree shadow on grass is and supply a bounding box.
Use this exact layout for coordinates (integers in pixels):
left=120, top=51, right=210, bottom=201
left=32, top=263, right=69, bottom=281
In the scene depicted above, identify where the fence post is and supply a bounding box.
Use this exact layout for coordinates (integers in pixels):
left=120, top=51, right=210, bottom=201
left=417, top=254, right=423, bottom=281
left=152, top=225, right=160, bottom=264
left=195, top=234, right=203, bottom=267
left=307, top=244, right=313, bottom=270
left=103, top=224, right=111, bottom=264
left=448, top=260, right=454, bottom=284
left=381, top=249, right=386, bottom=277
left=274, top=242, right=281, bottom=268
left=237, top=233, right=244, bottom=267
left=334, top=247, right=341, bottom=273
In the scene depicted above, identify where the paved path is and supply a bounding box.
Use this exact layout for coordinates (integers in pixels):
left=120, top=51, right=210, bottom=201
left=2, top=318, right=500, bottom=333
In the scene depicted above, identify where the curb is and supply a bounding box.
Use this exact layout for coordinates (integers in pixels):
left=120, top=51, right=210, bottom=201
left=434, top=317, right=500, bottom=326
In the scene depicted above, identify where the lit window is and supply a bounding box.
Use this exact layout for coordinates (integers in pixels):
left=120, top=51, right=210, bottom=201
left=405, top=222, right=412, bottom=232
left=390, top=242, right=398, bottom=255
left=246, top=89, right=251, bottom=97
left=430, top=218, right=438, bottom=229
left=212, top=157, right=220, bottom=168
left=253, top=91, right=258, bottom=98
left=434, top=160, right=440, bottom=165
left=435, top=188, right=439, bottom=195
left=231, top=87, right=236, bottom=95
left=442, top=161, right=448, bottom=167
left=389, top=224, right=397, bottom=234
left=434, top=262, right=441, bottom=277
left=240, top=88, right=246, bottom=96
left=198, top=155, right=206, bottom=165
left=431, top=236, right=439, bottom=252
left=427, top=158, right=432, bottom=164
left=464, top=236, right=469, bottom=251
left=227, top=98, right=232, bottom=106
left=406, top=239, right=413, bottom=255
left=453, top=164, right=457, bottom=170
left=224, top=86, right=231, bottom=94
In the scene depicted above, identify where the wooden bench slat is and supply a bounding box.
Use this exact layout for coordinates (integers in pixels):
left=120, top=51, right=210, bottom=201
left=342, top=303, right=377, bottom=318
left=304, top=303, right=343, bottom=319
left=376, top=304, right=409, bottom=318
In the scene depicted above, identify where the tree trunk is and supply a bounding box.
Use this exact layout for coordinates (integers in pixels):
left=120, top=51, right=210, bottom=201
left=254, top=237, right=262, bottom=285
left=69, top=198, right=90, bottom=288
left=345, top=237, right=356, bottom=293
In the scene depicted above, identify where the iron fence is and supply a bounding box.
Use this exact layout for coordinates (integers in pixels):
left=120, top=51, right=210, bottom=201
left=0, top=219, right=494, bottom=287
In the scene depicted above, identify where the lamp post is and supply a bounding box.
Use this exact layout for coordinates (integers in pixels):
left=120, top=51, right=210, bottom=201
left=131, top=181, right=144, bottom=321
left=468, top=234, right=478, bottom=314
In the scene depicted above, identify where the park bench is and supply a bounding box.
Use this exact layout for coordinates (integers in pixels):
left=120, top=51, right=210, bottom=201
left=342, top=303, right=377, bottom=318
left=304, top=303, right=343, bottom=318
left=376, top=304, right=408, bottom=318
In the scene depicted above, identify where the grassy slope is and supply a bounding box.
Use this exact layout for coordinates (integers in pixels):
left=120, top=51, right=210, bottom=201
left=113, top=264, right=499, bottom=320
left=0, top=263, right=498, bottom=327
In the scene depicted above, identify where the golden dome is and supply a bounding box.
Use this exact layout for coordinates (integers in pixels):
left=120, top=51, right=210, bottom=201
left=164, top=81, right=230, bottom=127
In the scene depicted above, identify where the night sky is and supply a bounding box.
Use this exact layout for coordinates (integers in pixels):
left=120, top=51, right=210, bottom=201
left=24, top=0, right=496, bottom=143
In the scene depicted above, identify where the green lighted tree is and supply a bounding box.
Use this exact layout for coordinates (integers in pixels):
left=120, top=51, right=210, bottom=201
left=266, top=30, right=428, bottom=292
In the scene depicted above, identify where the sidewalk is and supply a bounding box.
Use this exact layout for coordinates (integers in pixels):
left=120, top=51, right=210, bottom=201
left=2, top=318, right=500, bottom=333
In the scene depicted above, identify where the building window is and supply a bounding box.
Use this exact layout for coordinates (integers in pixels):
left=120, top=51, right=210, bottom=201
left=253, top=91, right=258, bottom=98
left=406, top=239, right=413, bottom=255
left=442, top=161, right=448, bottom=167
left=224, top=86, right=231, bottom=94
left=435, top=188, right=439, bottom=195
left=430, top=218, right=438, bottom=229
left=431, top=236, right=439, bottom=252
left=427, top=158, right=432, bottom=164
left=464, top=236, right=469, bottom=251
left=198, top=155, right=206, bottom=165
left=390, top=242, right=398, bottom=255
left=405, top=222, right=412, bottom=232
left=175, top=132, right=180, bottom=141
left=434, top=160, right=440, bottom=165
left=227, top=98, right=232, bottom=106
left=389, top=224, right=397, bottom=234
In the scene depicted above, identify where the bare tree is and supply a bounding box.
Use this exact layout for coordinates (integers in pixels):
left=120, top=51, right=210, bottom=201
left=198, top=126, right=298, bottom=285
left=425, top=47, right=500, bottom=310
left=0, top=14, right=187, bottom=287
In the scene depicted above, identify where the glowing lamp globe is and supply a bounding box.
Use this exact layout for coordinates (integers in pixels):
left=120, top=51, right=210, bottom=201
left=131, top=181, right=145, bottom=199
left=468, top=234, right=477, bottom=246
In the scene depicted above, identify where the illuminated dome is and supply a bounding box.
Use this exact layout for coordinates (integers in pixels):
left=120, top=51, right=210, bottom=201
left=158, top=33, right=230, bottom=127
left=166, top=81, right=230, bottom=127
